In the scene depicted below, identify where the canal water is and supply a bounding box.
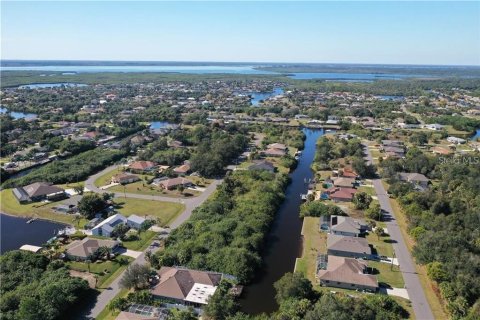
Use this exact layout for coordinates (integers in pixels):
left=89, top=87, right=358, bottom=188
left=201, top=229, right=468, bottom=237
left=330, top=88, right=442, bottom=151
left=0, top=214, right=67, bottom=254
left=240, top=128, right=324, bottom=314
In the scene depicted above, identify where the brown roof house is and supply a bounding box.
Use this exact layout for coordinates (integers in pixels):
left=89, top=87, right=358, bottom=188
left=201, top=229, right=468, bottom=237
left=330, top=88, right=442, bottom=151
left=65, top=237, right=119, bottom=261
left=327, top=187, right=358, bottom=202
left=330, top=215, right=369, bottom=237
left=317, top=255, right=378, bottom=292
left=173, top=163, right=191, bottom=175
left=332, top=177, right=356, bottom=188
left=263, top=148, right=286, bottom=157
left=111, top=173, right=140, bottom=185
left=150, top=267, right=223, bottom=306
left=13, top=182, right=66, bottom=203
left=156, top=177, right=193, bottom=190
left=327, top=234, right=372, bottom=259
left=128, top=161, right=158, bottom=173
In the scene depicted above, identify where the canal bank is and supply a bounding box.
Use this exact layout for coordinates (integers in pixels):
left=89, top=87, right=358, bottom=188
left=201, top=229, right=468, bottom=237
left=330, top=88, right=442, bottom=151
left=240, top=128, right=323, bottom=314
left=0, top=213, right=67, bottom=254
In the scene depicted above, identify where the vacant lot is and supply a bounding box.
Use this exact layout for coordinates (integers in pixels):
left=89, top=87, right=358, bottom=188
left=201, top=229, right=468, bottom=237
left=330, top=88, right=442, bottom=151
left=113, top=198, right=184, bottom=226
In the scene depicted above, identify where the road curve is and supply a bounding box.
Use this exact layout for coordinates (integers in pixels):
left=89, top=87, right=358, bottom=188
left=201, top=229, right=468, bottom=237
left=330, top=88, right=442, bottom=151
left=83, top=165, right=222, bottom=318
left=364, top=143, right=434, bottom=320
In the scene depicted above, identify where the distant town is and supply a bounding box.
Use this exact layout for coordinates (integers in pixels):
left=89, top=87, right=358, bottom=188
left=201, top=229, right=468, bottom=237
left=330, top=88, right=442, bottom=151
left=1, top=65, right=479, bottom=320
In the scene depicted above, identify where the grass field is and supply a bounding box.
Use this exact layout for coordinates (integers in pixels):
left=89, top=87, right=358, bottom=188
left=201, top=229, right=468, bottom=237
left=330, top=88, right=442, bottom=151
left=0, top=189, right=88, bottom=225
left=121, top=231, right=157, bottom=251
left=366, top=230, right=395, bottom=257
left=368, top=261, right=405, bottom=288
left=113, top=198, right=184, bottom=226
left=357, top=185, right=376, bottom=196
left=67, top=256, right=132, bottom=289
left=295, top=216, right=326, bottom=284
left=94, top=167, right=126, bottom=187
left=109, top=179, right=201, bottom=198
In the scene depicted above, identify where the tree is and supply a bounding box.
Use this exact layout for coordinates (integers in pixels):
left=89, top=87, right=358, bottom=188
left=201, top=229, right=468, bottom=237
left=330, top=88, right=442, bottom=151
left=426, top=261, right=448, bottom=282
left=111, top=223, right=130, bottom=240
left=273, top=272, right=315, bottom=304
left=374, top=226, right=384, bottom=240
left=120, top=264, right=151, bottom=290
left=203, top=281, right=239, bottom=320
left=77, top=193, right=106, bottom=219
left=73, top=185, right=84, bottom=195
left=365, top=203, right=382, bottom=221
left=352, top=192, right=372, bottom=210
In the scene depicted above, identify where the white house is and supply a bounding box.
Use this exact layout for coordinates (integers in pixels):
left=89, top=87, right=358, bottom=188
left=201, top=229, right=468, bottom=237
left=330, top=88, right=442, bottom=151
left=447, top=136, right=466, bottom=144
left=127, top=214, right=146, bottom=229
left=425, top=123, right=444, bottom=131
left=92, top=214, right=127, bottom=237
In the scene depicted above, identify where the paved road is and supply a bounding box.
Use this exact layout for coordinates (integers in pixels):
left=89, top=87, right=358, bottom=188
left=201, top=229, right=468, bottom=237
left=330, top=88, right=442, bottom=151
left=83, top=165, right=222, bottom=318
left=364, top=144, right=434, bottom=320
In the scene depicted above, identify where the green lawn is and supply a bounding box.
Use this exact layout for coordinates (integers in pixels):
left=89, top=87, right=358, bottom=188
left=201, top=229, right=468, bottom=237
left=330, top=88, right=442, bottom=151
left=109, top=180, right=201, bottom=198
left=366, top=231, right=395, bottom=257
left=66, top=256, right=132, bottom=289
left=94, top=167, right=125, bottom=187
left=121, top=231, right=157, bottom=251
left=368, top=261, right=405, bottom=288
left=0, top=189, right=88, bottom=225
left=295, top=217, right=327, bottom=284
left=113, top=198, right=184, bottom=226
left=357, top=185, right=376, bottom=196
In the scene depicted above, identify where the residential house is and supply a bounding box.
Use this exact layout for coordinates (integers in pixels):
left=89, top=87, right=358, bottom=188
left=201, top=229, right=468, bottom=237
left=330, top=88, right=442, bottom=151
left=157, top=177, right=193, bottom=190
left=127, top=214, right=146, bottom=229
left=425, top=123, right=444, bottom=131
left=267, top=143, right=287, bottom=150
left=327, top=234, right=372, bottom=259
left=173, top=163, right=191, bottom=175
left=317, top=256, right=378, bottom=292
left=248, top=160, right=275, bottom=173
left=332, top=177, right=356, bottom=188
left=447, top=136, right=466, bottom=144
left=330, top=215, right=369, bottom=237
left=150, top=266, right=223, bottom=306
left=65, top=237, right=119, bottom=261
left=111, top=173, right=140, bottom=185
left=327, top=187, right=358, bottom=202
left=12, top=182, right=66, bottom=203
left=397, top=172, right=429, bottom=189
left=263, top=148, right=286, bottom=157
left=431, top=146, right=452, bottom=155
left=91, top=214, right=128, bottom=237
left=128, top=161, right=158, bottom=173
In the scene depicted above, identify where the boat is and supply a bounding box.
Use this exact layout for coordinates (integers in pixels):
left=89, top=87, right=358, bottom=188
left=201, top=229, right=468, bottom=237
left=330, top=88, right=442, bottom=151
left=26, top=217, right=37, bottom=224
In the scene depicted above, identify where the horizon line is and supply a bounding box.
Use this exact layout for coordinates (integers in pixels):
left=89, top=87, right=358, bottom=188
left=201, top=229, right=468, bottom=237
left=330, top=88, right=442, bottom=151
left=1, top=59, right=479, bottom=68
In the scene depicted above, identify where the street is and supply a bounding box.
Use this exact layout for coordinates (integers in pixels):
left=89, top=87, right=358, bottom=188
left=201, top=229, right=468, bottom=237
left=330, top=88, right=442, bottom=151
left=364, top=143, right=434, bottom=320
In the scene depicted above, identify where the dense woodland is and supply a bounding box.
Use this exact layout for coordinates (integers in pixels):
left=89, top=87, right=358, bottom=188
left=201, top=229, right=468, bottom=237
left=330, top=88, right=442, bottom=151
left=379, top=152, right=480, bottom=319
left=3, top=148, right=126, bottom=188
left=152, top=170, right=288, bottom=283
left=0, top=251, right=89, bottom=320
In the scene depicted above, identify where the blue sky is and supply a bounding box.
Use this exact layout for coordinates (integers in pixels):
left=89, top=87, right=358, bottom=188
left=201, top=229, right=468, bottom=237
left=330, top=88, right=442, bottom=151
left=1, top=1, right=479, bottom=65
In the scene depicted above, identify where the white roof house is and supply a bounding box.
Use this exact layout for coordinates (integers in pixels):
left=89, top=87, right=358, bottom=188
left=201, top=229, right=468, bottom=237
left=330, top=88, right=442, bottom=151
left=184, top=283, right=218, bottom=305
left=20, top=244, right=43, bottom=253
left=91, top=213, right=127, bottom=237
left=127, top=214, right=146, bottom=229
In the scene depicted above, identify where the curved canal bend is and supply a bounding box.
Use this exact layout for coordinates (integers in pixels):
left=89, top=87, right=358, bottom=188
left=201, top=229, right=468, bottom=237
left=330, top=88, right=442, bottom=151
left=240, top=128, right=324, bottom=314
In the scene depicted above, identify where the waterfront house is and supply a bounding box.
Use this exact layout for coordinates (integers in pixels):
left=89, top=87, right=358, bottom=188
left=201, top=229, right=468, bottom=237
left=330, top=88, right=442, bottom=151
left=263, top=148, right=286, bottom=157
left=330, top=215, right=368, bottom=237
left=332, top=177, right=356, bottom=188
left=13, top=182, right=66, bottom=203
left=327, top=234, right=372, bottom=259
left=248, top=160, right=275, bottom=173
left=447, top=136, right=466, bottom=144
left=327, top=187, right=358, bottom=202
left=91, top=214, right=128, bottom=237
left=65, top=237, right=119, bottom=261
left=150, top=266, right=223, bottom=306
left=317, top=256, right=378, bottom=292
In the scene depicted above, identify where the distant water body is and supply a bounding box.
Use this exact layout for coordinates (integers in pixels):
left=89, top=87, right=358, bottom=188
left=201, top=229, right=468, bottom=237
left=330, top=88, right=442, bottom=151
left=0, top=214, right=67, bottom=254
left=1, top=65, right=276, bottom=74
left=0, top=107, right=37, bottom=120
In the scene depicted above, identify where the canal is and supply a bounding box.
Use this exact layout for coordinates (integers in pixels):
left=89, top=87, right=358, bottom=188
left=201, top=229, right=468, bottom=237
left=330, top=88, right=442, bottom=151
left=0, top=214, right=67, bottom=254
left=240, top=128, right=324, bottom=314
